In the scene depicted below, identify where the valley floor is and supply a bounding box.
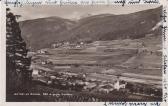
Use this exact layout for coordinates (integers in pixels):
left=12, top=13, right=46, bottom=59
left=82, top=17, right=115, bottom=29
left=29, top=37, right=162, bottom=101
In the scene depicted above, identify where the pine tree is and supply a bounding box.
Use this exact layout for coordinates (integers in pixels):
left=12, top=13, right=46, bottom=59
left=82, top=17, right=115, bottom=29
left=6, top=8, right=32, bottom=98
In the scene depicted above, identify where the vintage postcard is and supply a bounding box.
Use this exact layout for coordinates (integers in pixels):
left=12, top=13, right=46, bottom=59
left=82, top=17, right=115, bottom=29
left=0, top=0, right=168, bottom=106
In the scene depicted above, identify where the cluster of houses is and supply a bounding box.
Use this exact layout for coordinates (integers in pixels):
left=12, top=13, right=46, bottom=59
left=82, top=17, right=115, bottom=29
left=36, top=40, right=162, bottom=57
left=137, top=47, right=162, bottom=56
left=32, top=67, right=162, bottom=97
left=51, top=41, right=85, bottom=49
left=32, top=68, right=128, bottom=94
left=84, top=77, right=127, bottom=94
left=37, top=49, right=48, bottom=54
left=33, top=69, right=86, bottom=90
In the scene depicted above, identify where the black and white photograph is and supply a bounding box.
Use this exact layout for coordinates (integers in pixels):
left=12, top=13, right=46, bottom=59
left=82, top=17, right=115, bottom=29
left=6, top=5, right=163, bottom=102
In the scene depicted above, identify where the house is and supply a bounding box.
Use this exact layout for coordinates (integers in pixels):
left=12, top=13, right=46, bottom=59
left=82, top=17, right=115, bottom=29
left=37, top=49, right=47, bottom=54
left=50, top=76, right=56, bottom=80
left=47, top=80, right=52, bottom=85
left=76, top=45, right=81, bottom=48
left=99, top=88, right=110, bottom=94
left=80, top=42, right=84, bottom=45
left=41, top=61, right=47, bottom=65
left=51, top=43, right=57, bottom=48
left=52, top=42, right=63, bottom=48
left=114, top=78, right=127, bottom=91
left=83, top=83, right=97, bottom=90
left=32, top=69, right=39, bottom=76
left=76, top=80, right=85, bottom=85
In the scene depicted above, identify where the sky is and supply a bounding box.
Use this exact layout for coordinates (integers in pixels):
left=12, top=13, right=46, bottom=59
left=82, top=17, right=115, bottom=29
left=10, top=5, right=161, bottom=21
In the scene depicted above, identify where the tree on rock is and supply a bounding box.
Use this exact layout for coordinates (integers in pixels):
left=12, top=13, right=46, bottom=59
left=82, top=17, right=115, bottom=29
left=6, top=8, right=32, bottom=100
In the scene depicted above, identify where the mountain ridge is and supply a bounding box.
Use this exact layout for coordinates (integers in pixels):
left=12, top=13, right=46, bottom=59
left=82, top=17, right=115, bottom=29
left=19, top=6, right=162, bottom=51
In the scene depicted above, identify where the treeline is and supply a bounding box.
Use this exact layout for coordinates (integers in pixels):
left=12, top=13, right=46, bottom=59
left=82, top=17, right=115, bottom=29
left=6, top=8, right=32, bottom=101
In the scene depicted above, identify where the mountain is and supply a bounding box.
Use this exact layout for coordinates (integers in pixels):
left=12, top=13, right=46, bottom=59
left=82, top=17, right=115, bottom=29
left=59, top=6, right=162, bottom=42
left=19, top=6, right=162, bottom=51
left=19, top=17, right=76, bottom=51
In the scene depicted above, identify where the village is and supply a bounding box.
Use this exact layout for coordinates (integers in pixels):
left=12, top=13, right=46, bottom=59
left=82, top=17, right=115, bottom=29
left=31, top=65, right=162, bottom=101
left=30, top=37, right=162, bottom=101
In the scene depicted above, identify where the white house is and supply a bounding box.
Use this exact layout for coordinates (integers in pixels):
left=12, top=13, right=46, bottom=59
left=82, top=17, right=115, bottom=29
left=37, top=49, right=47, bottom=54
left=32, top=69, right=39, bottom=75
left=114, top=78, right=127, bottom=91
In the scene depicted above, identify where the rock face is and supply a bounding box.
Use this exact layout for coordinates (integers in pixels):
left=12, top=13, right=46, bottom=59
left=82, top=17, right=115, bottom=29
left=6, top=10, right=32, bottom=100
left=19, top=6, right=162, bottom=51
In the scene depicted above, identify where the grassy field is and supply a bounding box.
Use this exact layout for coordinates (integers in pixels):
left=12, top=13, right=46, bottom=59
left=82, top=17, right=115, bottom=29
left=33, top=36, right=162, bottom=87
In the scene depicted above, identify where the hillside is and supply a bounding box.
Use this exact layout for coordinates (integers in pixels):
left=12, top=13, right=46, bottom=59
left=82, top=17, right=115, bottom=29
left=19, top=6, right=162, bottom=51
left=59, top=6, right=162, bottom=42
left=19, top=17, right=76, bottom=51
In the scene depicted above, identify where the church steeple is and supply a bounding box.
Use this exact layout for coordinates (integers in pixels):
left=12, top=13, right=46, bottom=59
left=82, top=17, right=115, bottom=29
left=114, top=76, right=120, bottom=91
